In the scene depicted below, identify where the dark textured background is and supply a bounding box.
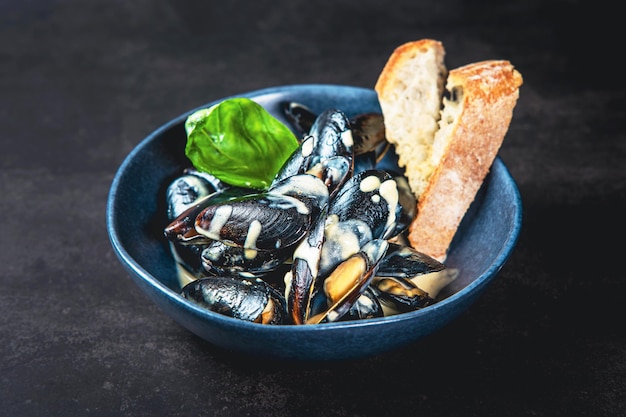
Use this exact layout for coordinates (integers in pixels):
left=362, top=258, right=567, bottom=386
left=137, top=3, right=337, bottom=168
left=2, top=1, right=624, bottom=416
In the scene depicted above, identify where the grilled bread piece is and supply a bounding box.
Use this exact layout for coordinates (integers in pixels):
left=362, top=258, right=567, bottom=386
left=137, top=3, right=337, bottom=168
left=376, top=41, right=523, bottom=261
left=374, top=39, right=448, bottom=199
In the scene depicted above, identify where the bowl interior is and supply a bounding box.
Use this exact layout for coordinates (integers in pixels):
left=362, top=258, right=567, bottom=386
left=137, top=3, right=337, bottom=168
left=106, top=84, right=522, bottom=360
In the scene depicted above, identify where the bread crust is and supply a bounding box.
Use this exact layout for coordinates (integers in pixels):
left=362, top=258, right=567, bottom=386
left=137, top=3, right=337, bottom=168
left=407, top=60, right=523, bottom=261
left=375, top=39, right=446, bottom=99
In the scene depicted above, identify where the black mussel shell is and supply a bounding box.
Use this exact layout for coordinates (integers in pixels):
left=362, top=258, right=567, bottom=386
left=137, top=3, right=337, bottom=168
left=350, top=113, right=386, bottom=156
left=307, top=109, right=353, bottom=166
left=341, top=286, right=385, bottom=321
left=195, top=192, right=314, bottom=251
left=164, top=186, right=258, bottom=243
left=181, top=276, right=289, bottom=325
left=377, top=243, right=445, bottom=279
left=201, top=241, right=291, bottom=278
left=166, top=173, right=216, bottom=221
left=329, top=169, right=401, bottom=240
left=307, top=239, right=389, bottom=324
left=285, top=208, right=327, bottom=324
left=281, top=101, right=317, bottom=136
left=373, top=276, right=434, bottom=313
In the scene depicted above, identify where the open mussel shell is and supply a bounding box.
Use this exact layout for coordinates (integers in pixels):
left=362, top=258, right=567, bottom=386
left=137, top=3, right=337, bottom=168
left=284, top=208, right=327, bottom=324
left=373, top=243, right=448, bottom=314
left=376, top=243, right=446, bottom=279
left=341, top=286, right=384, bottom=321
left=180, top=276, right=289, bottom=325
left=373, top=276, right=434, bottom=313
left=318, top=218, right=373, bottom=278
left=315, top=170, right=401, bottom=278
left=306, top=238, right=389, bottom=324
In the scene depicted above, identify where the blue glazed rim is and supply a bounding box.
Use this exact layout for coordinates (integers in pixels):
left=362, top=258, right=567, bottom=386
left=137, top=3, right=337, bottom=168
left=106, top=84, right=523, bottom=359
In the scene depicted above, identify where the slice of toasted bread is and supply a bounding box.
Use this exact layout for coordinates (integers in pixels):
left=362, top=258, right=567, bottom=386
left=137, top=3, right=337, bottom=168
left=374, top=39, right=448, bottom=199
left=408, top=60, right=523, bottom=261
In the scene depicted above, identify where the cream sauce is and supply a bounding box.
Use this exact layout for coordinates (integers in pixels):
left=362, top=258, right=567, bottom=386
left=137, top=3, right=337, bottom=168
left=199, top=204, right=232, bottom=240
left=341, top=128, right=354, bottom=148
left=379, top=179, right=399, bottom=234
left=359, top=174, right=381, bottom=193
left=243, top=220, right=262, bottom=259
left=301, top=136, right=314, bottom=157
left=266, top=194, right=310, bottom=215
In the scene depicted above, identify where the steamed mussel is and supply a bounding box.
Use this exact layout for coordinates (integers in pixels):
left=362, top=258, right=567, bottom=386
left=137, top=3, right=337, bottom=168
left=181, top=276, right=288, bottom=325
left=164, top=105, right=454, bottom=325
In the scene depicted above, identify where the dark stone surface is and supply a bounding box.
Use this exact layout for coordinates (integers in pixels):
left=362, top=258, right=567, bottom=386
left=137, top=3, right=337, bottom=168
left=1, top=1, right=624, bottom=416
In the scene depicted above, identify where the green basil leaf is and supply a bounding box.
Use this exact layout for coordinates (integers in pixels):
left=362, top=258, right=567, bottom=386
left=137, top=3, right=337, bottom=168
left=184, top=98, right=299, bottom=190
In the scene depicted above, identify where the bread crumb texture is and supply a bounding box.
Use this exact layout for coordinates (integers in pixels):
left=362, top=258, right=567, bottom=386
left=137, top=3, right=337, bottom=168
left=375, top=39, right=447, bottom=198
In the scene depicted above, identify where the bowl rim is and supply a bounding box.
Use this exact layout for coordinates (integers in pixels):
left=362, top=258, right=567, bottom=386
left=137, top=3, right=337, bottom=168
left=106, top=83, right=523, bottom=334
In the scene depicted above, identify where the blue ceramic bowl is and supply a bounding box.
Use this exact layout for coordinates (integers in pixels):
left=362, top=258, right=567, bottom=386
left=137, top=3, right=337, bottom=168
left=106, top=84, right=522, bottom=361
